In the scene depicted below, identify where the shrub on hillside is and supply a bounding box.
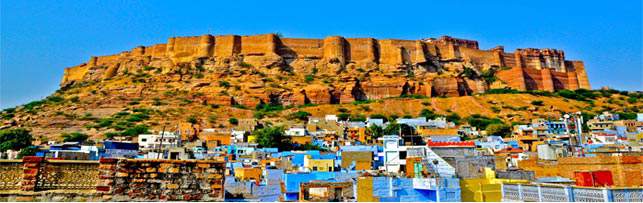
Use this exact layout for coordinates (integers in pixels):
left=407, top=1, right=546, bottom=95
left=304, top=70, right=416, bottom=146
left=228, top=118, right=239, bottom=125
left=486, top=123, right=512, bottom=137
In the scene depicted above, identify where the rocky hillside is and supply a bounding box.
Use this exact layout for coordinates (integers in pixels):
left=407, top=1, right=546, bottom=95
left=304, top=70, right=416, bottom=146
left=1, top=77, right=640, bottom=142
left=1, top=34, right=638, bottom=142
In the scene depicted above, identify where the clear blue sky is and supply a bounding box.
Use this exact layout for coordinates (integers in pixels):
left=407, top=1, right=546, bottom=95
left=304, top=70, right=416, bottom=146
left=1, top=0, right=641, bottom=108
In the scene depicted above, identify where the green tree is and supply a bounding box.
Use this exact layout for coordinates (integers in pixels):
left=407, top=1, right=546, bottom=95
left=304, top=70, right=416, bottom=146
left=367, top=125, right=384, bottom=140
left=61, top=132, right=89, bottom=143
left=419, top=109, right=438, bottom=119
left=384, top=121, right=400, bottom=135
left=288, top=111, right=311, bottom=121
left=446, top=113, right=461, bottom=125
left=305, top=75, right=314, bottom=83
left=17, top=146, right=39, bottom=158
left=228, top=117, right=239, bottom=125
left=485, top=123, right=512, bottom=137
left=467, top=114, right=503, bottom=130
left=530, top=100, right=544, bottom=106
left=337, top=113, right=350, bottom=121
left=187, top=115, right=198, bottom=124
left=350, top=114, right=367, bottom=122
left=253, top=126, right=291, bottom=150
left=480, top=68, right=498, bottom=87
left=0, top=128, right=33, bottom=152
left=218, top=80, right=231, bottom=88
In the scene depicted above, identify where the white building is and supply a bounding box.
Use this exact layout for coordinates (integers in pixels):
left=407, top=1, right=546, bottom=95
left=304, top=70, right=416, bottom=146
left=537, top=142, right=569, bottom=160
left=325, top=115, right=338, bottom=122
left=285, top=127, right=307, bottom=136
left=138, top=131, right=179, bottom=150
left=378, top=135, right=456, bottom=177
left=231, top=130, right=247, bottom=143
left=590, top=132, right=618, bottom=144
left=378, top=135, right=407, bottom=173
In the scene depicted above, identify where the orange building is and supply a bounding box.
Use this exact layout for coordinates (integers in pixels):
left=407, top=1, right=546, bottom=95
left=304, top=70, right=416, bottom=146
left=517, top=155, right=642, bottom=187
left=234, top=167, right=263, bottom=183
left=200, top=130, right=232, bottom=148
left=340, top=151, right=372, bottom=170
left=290, top=135, right=313, bottom=145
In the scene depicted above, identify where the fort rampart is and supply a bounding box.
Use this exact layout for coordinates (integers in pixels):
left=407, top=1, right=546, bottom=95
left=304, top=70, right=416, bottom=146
left=62, top=34, right=590, bottom=93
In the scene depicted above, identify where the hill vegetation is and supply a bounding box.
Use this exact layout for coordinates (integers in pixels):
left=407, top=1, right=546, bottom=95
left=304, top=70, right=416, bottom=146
left=1, top=76, right=640, bottom=143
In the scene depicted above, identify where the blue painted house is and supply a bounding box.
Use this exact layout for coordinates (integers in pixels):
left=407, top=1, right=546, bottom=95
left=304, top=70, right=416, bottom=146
left=281, top=171, right=359, bottom=201
left=101, top=141, right=138, bottom=158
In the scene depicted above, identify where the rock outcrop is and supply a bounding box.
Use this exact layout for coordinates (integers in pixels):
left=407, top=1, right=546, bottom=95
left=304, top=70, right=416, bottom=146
left=60, top=34, right=591, bottom=106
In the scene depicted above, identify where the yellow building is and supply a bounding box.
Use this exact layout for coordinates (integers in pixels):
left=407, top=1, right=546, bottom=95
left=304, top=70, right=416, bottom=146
left=247, top=134, right=257, bottom=143
left=460, top=168, right=529, bottom=202
left=290, top=135, right=313, bottom=145
left=234, top=167, right=263, bottom=182
left=417, top=128, right=458, bottom=137
left=304, top=155, right=335, bottom=172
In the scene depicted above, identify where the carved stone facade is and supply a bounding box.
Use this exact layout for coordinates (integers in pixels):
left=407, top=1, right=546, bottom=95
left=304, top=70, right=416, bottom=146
left=0, top=157, right=226, bottom=202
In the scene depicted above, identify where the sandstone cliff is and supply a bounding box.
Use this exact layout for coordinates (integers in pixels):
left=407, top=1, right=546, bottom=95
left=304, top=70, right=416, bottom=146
left=60, top=34, right=591, bottom=107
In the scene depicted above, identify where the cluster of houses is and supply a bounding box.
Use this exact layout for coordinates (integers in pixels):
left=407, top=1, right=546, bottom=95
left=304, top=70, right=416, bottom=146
left=1, top=111, right=642, bottom=202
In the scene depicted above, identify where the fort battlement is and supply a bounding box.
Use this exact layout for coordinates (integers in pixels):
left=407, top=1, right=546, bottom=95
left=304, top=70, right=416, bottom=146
left=61, top=33, right=590, bottom=104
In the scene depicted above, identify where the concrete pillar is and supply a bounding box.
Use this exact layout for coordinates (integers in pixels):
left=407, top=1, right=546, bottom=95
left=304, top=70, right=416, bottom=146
left=389, top=176, right=393, bottom=197
left=499, top=183, right=504, bottom=201
left=603, top=188, right=611, bottom=202
left=564, top=186, right=573, bottom=202
left=518, top=184, right=523, bottom=201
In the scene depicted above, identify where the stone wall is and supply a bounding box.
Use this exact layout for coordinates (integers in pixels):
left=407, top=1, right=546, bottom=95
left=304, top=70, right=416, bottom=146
left=0, top=157, right=226, bottom=202
left=60, top=33, right=591, bottom=98
left=517, top=155, right=642, bottom=187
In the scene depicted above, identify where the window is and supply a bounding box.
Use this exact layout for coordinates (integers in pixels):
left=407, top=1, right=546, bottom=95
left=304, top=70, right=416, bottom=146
left=141, top=138, right=147, bottom=142
left=399, top=151, right=407, bottom=159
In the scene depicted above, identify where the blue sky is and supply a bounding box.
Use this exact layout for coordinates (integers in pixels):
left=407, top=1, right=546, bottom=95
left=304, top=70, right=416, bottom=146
left=1, top=0, right=641, bottom=108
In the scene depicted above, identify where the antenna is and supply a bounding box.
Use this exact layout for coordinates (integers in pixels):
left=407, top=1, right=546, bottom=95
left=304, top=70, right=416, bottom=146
left=157, top=125, right=166, bottom=159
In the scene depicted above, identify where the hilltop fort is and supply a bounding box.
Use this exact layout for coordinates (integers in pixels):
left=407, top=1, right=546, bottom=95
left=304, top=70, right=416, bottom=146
left=61, top=34, right=590, bottom=107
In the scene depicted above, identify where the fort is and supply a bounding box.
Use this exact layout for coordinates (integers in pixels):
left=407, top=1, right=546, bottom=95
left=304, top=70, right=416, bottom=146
left=60, top=34, right=591, bottom=107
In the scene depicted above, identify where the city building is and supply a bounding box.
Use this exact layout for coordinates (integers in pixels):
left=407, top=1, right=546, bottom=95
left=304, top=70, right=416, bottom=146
left=137, top=131, right=180, bottom=150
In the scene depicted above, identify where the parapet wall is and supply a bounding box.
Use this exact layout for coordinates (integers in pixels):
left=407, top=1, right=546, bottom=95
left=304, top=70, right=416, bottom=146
left=61, top=33, right=590, bottom=92
left=0, top=157, right=226, bottom=202
left=517, top=156, right=642, bottom=187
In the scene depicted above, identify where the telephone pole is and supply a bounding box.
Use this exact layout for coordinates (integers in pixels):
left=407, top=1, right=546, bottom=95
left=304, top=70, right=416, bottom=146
left=157, top=125, right=166, bottom=159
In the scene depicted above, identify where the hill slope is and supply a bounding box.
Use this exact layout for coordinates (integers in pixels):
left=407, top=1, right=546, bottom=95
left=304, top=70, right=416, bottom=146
left=1, top=78, right=640, bottom=142
left=2, top=33, right=638, bottom=142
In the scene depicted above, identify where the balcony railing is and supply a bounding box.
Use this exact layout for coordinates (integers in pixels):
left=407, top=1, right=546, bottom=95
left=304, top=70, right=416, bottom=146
left=502, top=183, right=643, bottom=202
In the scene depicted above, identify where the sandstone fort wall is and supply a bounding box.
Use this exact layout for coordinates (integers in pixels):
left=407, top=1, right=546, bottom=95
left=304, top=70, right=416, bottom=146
left=61, top=33, right=591, bottom=93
